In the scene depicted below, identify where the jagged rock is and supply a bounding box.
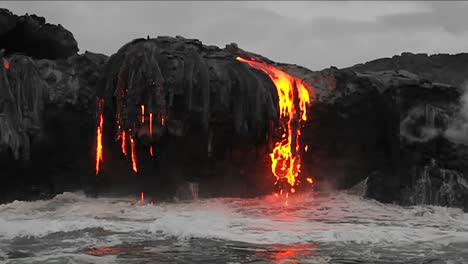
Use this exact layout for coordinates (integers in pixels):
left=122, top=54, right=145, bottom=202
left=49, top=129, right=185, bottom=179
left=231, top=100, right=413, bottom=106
left=0, top=8, right=79, bottom=59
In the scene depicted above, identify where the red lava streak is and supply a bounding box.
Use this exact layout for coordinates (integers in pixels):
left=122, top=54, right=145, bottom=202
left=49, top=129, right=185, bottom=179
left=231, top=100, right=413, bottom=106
left=149, top=112, right=154, bottom=156
left=236, top=57, right=312, bottom=195
left=120, top=131, right=127, bottom=156
left=149, top=113, right=153, bottom=135
left=95, top=99, right=104, bottom=175
left=140, top=192, right=144, bottom=201
left=130, top=136, right=138, bottom=173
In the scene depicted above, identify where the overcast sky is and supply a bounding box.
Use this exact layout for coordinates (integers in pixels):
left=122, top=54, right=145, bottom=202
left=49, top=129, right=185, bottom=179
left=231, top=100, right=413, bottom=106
left=2, top=1, right=468, bottom=70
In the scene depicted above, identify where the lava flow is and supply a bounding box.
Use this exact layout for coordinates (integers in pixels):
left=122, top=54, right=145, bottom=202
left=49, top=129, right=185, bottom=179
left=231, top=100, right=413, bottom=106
left=95, top=99, right=104, bottom=175
left=120, top=131, right=127, bottom=156
left=130, top=136, right=138, bottom=173
left=236, top=57, right=312, bottom=194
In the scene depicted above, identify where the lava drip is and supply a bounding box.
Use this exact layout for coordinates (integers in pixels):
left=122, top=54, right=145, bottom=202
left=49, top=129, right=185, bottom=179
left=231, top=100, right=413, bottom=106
left=130, top=136, right=138, bottom=173
left=149, top=113, right=154, bottom=156
left=95, top=98, right=104, bottom=175
left=120, top=131, right=127, bottom=156
left=236, top=57, right=312, bottom=194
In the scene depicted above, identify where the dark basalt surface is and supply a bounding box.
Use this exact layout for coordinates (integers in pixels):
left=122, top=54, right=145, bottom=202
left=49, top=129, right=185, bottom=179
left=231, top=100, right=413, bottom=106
left=0, top=9, right=467, bottom=210
left=0, top=9, right=79, bottom=59
left=348, top=52, right=468, bottom=87
left=0, top=50, right=107, bottom=202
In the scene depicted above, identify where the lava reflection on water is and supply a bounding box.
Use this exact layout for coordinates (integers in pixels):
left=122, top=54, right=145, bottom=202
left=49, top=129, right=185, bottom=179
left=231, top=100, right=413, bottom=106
left=255, top=243, right=320, bottom=264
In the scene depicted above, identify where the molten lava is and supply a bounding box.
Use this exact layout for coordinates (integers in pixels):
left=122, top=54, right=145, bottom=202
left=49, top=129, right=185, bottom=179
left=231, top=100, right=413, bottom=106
left=130, top=136, right=138, bottom=173
left=149, top=112, right=154, bottom=156
left=95, top=99, right=104, bottom=175
left=149, top=113, right=153, bottom=135
left=140, top=192, right=145, bottom=201
left=120, top=131, right=127, bottom=156
left=236, top=57, right=312, bottom=194
left=141, top=105, right=145, bottom=123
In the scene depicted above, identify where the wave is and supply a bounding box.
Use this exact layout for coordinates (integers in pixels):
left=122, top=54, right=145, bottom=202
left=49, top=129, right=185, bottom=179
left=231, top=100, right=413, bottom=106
left=0, top=191, right=467, bottom=246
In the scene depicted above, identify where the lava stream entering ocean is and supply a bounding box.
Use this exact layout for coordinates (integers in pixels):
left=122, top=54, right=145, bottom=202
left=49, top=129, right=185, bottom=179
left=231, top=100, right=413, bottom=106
left=95, top=99, right=104, bottom=175
left=236, top=57, right=313, bottom=195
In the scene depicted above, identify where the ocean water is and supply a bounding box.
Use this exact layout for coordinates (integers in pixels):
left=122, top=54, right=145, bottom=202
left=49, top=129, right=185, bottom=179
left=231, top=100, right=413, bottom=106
left=0, top=191, right=467, bottom=263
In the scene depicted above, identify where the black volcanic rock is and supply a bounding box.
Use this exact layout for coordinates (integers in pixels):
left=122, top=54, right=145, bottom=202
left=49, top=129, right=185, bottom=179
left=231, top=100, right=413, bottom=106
left=95, top=36, right=280, bottom=198
left=0, top=8, right=79, bottom=59
left=296, top=67, right=468, bottom=209
left=0, top=8, right=467, bottom=211
left=0, top=50, right=107, bottom=202
left=348, top=52, right=468, bottom=87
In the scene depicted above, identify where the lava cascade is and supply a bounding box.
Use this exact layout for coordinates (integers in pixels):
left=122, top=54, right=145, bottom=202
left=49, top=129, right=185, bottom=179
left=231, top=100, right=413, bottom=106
left=95, top=99, right=104, bottom=175
left=236, top=57, right=313, bottom=194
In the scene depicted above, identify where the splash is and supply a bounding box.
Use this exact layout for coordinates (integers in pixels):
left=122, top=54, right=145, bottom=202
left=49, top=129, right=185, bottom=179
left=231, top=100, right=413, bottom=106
left=95, top=99, right=104, bottom=175
left=236, top=57, right=312, bottom=194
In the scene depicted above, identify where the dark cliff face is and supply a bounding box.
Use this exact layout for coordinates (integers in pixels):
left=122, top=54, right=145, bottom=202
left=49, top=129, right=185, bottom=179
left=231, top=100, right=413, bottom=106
left=94, top=37, right=281, bottom=199
left=0, top=9, right=79, bottom=59
left=0, top=9, right=467, bottom=210
left=0, top=50, right=107, bottom=202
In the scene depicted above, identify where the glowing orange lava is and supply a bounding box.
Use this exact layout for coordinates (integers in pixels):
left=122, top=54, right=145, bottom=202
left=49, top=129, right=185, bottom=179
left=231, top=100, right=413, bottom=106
left=120, top=131, right=127, bottom=156
left=141, top=105, right=145, bottom=123
left=140, top=192, right=145, bottom=201
left=95, top=99, right=104, bottom=175
left=130, top=136, right=138, bottom=173
left=236, top=57, right=312, bottom=194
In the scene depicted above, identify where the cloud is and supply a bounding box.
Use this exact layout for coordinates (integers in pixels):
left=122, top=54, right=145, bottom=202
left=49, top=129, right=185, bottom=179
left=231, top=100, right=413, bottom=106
left=1, top=1, right=467, bottom=70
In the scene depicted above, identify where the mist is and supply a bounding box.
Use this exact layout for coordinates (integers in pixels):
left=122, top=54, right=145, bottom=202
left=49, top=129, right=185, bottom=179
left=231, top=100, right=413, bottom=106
left=445, top=84, right=468, bottom=145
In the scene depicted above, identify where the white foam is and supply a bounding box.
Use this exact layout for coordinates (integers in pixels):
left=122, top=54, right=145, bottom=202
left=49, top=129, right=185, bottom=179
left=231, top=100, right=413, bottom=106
left=0, top=191, right=467, bottom=246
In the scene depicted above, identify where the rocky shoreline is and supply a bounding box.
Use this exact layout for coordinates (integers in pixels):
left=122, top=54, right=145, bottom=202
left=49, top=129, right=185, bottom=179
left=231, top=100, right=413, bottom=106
left=0, top=9, right=467, bottom=211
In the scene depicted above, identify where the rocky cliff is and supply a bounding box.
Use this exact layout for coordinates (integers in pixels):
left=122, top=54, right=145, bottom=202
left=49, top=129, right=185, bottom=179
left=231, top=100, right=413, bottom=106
left=0, top=9, right=467, bottom=210
left=348, top=52, right=468, bottom=87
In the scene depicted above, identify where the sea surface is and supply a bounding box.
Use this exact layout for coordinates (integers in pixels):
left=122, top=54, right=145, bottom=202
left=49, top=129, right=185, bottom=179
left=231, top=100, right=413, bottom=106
left=0, top=191, right=467, bottom=263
